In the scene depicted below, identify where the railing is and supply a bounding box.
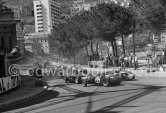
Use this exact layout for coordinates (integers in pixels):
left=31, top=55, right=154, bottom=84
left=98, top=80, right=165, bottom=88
left=0, top=76, right=21, bottom=94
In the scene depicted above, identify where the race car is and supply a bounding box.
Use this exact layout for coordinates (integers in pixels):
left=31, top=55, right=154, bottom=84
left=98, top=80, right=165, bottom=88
left=63, top=66, right=86, bottom=84
left=81, top=70, right=121, bottom=87
left=114, top=69, right=135, bottom=81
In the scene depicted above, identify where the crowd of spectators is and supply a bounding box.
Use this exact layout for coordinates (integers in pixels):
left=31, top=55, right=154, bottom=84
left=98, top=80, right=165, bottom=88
left=103, top=53, right=138, bottom=68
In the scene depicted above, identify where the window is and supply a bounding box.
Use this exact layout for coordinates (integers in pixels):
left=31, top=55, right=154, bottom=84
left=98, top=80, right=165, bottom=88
left=41, top=40, right=43, bottom=42
left=37, top=16, right=42, bottom=18
left=45, top=39, right=47, bottom=42
left=38, top=26, right=43, bottom=29
left=38, top=23, right=43, bottom=25
left=37, top=19, right=43, bottom=21
left=3, top=26, right=6, bottom=30
left=36, top=5, right=42, bottom=7
left=0, top=37, right=4, bottom=47
left=0, top=55, right=5, bottom=77
left=38, top=30, right=43, bottom=32
left=37, top=12, right=42, bottom=14
left=37, top=8, right=42, bottom=11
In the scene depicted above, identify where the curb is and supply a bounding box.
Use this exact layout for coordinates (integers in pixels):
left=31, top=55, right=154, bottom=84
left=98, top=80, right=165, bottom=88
left=0, top=86, right=48, bottom=108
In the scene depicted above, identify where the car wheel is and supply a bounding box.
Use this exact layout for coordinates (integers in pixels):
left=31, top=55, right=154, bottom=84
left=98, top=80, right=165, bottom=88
left=75, top=76, right=81, bottom=84
left=64, top=77, right=68, bottom=83
left=95, top=75, right=101, bottom=85
left=102, top=77, right=110, bottom=87
left=128, top=74, right=134, bottom=80
left=116, top=79, right=121, bottom=85
left=82, top=79, right=87, bottom=87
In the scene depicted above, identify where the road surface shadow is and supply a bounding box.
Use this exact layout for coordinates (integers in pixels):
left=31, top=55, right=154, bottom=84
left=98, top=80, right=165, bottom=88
left=1, top=83, right=165, bottom=113
left=88, top=85, right=164, bottom=113
left=0, top=90, right=59, bottom=112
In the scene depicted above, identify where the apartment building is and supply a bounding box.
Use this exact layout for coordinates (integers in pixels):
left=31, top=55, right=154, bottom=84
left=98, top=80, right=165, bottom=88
left=33, top=0, right=61, bottom=33
left=70, top=0, right=97, bottom=17
left=0, top=12, right=18, bottom=77
left=24, top=32, right=50, bottom=53
left=61, top=2, right=72, bottom=20
left=4, top=5, right=25, bottom=53
left=160, top=13, right=166, bottom=44
left=99, top=0, right=130, bottom=7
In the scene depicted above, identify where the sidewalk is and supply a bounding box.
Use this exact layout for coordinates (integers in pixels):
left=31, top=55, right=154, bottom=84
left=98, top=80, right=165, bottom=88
left=126, top=67, right=166, bottom=77
left=0, top=76, right=47, bottom=108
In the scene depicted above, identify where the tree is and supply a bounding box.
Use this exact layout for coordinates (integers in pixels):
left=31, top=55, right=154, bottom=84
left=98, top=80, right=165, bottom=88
left=130, top=0, right=166, bottom=35
left=0, top=1, right=12, bottom=12
left=50, top=2, right=135, bottom=65
left=92, top=3, right=133, bottom=57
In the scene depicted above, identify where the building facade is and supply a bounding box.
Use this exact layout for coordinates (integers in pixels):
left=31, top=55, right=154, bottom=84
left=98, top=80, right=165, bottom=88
left=4, top=5, right=25, bottom=53
left=0, top=11, right=21, bottom=95
left=60, top=2, right=72, bottom=21
left=0, top=12, right=18, bottom=77
left=33, top=0, right=61, bottom=33
left=160, top=12, right=166, bottom=44
left=99, top=0, right=130, bottom=7
left=24, top=32, right=50, bottom=54
left=70, top=0, right=97, bottom=17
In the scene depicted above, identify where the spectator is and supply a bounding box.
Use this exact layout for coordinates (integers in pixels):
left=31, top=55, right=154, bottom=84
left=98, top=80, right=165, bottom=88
left=119, top=54, right=124, bottom=67
left=132, top=55, right=138, bottom=69
left=124, top=55, right=129, bottom=67
left=135, top=55, right=138, bottom=68
left=128, top=54, right=132, bottom=68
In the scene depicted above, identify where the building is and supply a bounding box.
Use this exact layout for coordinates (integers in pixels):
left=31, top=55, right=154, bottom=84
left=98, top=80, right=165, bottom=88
left=0, top=12, right=18, bottom=77
left=160, top=12, right=166, bottom=44
left=0, top=11, right=21, bottom=94
left=6, top=5, right=25, bottom=54
left=70, top=0, right=97, bottom=17
left=60, top=2, right=72, bottom=21
left=33, top=0, right=61, bottom=33
left=99, top=0, right=130, bottom=7
left=24, top=32, right=50, bottom=54
left=2, top=0, right=34, bottom=17
left=22, top=3, right=34, bottom=17
left=23, top=25, right=35, bottom=33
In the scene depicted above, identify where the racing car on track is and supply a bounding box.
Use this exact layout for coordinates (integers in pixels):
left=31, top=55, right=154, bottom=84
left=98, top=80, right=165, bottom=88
left=114, top=69, right=135, bottom=81
left=63, top=66, right=86, bottom=84
left=81, top=70, right=122, bottom=87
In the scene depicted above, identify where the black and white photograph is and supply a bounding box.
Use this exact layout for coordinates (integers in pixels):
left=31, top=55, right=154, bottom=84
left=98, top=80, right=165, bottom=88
left=0, top=0, right=166, bottom=113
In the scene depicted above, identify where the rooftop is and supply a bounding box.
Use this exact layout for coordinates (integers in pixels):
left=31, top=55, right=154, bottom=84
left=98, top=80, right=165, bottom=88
left=24, top=32, right=51, bottom=39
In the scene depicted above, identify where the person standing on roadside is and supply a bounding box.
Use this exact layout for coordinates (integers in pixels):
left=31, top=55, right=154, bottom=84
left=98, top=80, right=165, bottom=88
left=129, top=54, right=133, bottom=68
left=135, top=55, right=138, bottom=68
left=124, top=54, right=129, bottom=68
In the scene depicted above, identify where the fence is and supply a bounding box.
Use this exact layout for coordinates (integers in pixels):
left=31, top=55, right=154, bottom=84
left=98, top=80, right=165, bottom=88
left=0, top=75, right=21, bottom=94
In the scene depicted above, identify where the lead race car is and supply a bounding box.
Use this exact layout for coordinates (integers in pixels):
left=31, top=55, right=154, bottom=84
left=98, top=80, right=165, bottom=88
left=114, top=68, right=135, bottom=81
left=81, top=69, right=122, bottom=87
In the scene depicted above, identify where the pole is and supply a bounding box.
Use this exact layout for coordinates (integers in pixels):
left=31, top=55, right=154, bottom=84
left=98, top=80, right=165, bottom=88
left=132, top=19, right=136, bottom=70
left=122, top=35, right=125, bottom=55
left=153, top=34, right=156, bottom=56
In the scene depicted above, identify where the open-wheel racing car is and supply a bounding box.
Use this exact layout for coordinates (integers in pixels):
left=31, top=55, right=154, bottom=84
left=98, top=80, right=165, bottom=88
left=81, top=70, right=122, bottom=87
left=63, top=66, right=87, bottom=84
left=114, top=68, right=135, bottom=81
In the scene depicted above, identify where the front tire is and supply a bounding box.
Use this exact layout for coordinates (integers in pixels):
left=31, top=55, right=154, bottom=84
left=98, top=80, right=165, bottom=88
left=102, top=77, right=110, bottom=87
left=64, top=77, right=68, bottom=83
left=82, top=79, right=87, bottom=87
left=75, top=76, right=81, bottom=84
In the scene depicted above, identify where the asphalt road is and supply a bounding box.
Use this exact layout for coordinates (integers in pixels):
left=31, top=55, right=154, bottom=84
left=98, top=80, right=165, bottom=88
left=2, top=76, right=166, bottom=113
